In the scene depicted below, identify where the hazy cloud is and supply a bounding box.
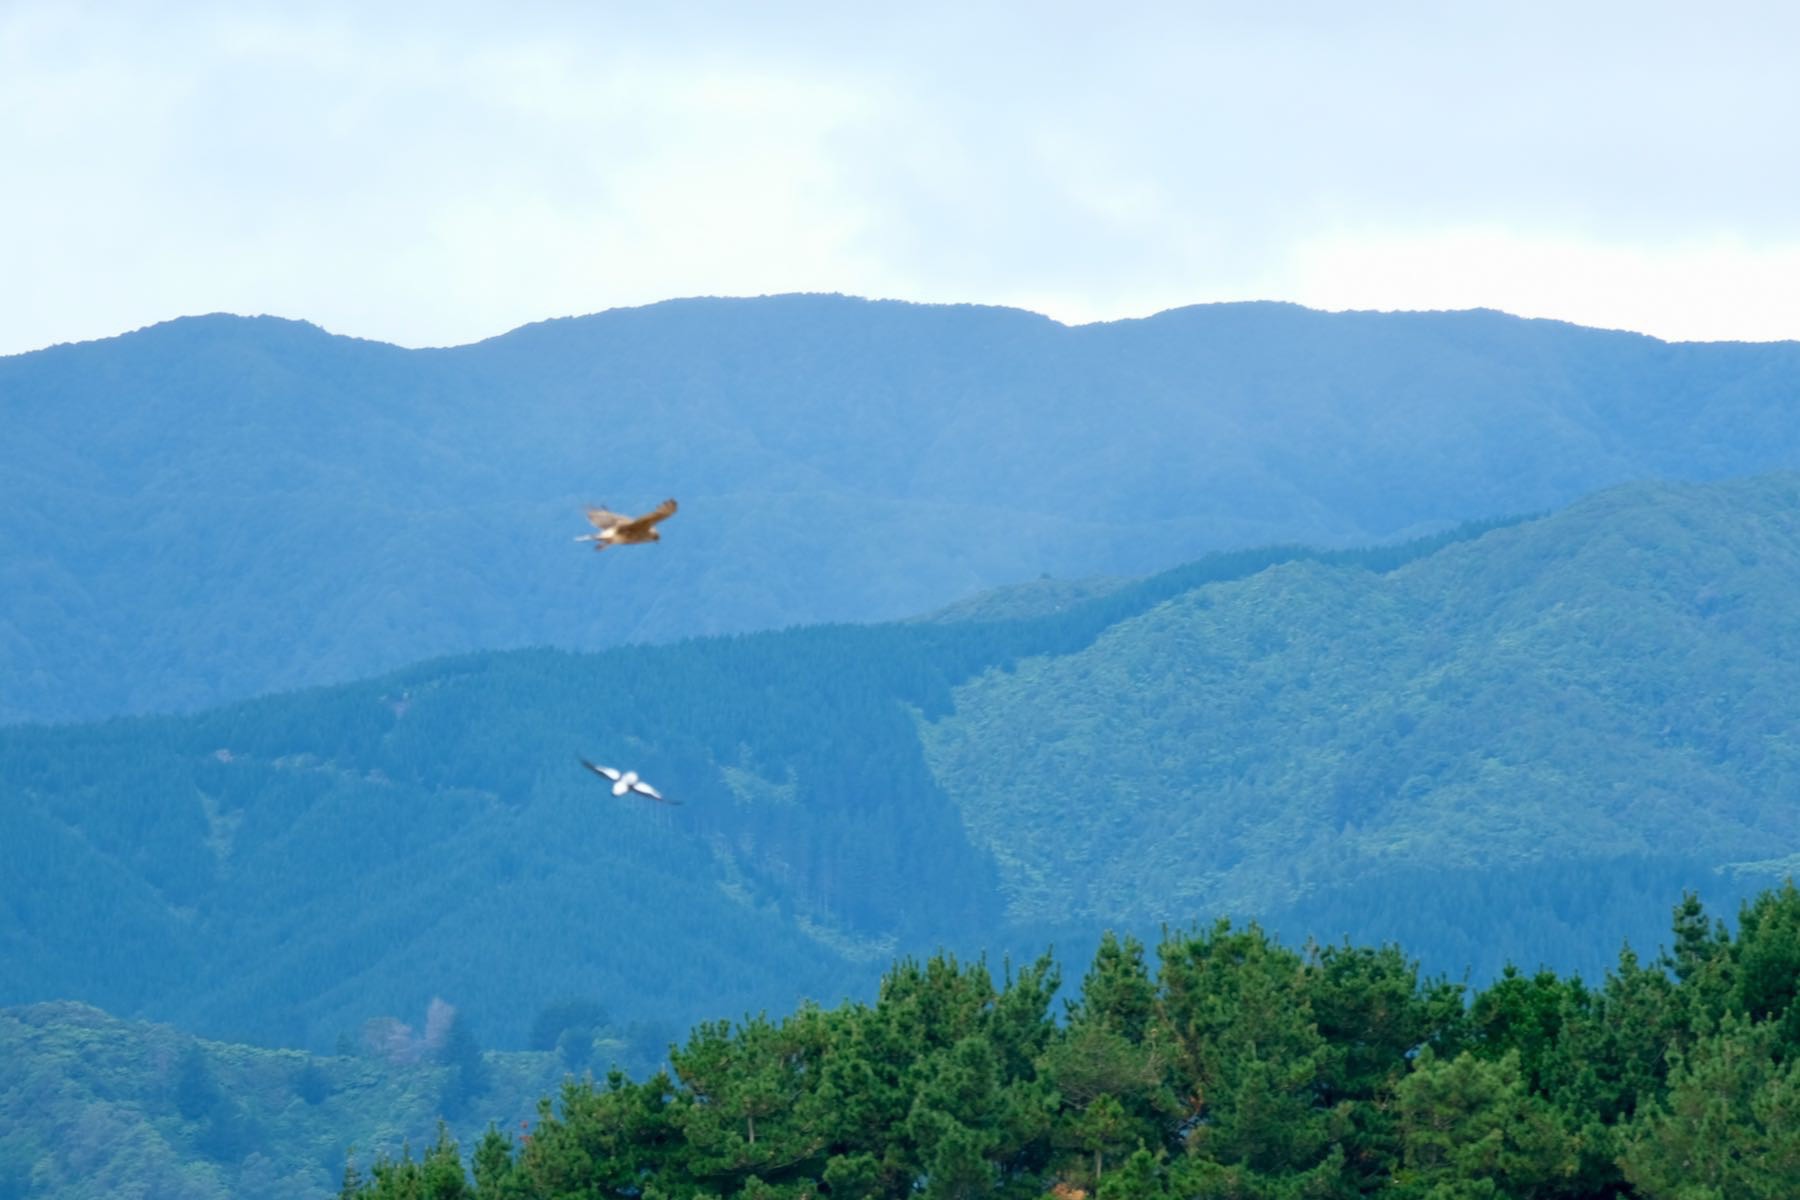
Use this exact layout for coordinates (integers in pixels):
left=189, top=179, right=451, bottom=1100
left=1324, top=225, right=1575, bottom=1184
left=4, top=0, right=1798, bottom=354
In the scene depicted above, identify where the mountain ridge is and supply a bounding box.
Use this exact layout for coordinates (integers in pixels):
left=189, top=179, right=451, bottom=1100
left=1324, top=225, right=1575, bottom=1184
left=6, top=294, right=1800, bottom=724
left=25, top=294, right=1749, bottom=360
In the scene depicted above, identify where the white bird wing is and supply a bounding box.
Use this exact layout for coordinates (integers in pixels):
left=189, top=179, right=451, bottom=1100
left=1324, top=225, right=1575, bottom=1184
left=630, top=780, right=676, bottom=804
left=579, top=758, right=623, bottom=782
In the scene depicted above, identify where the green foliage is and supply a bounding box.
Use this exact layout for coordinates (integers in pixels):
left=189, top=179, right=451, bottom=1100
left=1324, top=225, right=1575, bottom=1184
left=1727, top=882, right=1800, bottom=1047
left=325, top=886, right=1800, bottom=1200
left=1391, top=1049, right=1577, bottom=1198
left=1468, top=967, right=1583, bottom=1096
left=471, top=1126, right=521, bottom=1199
left=1155, top=922, right=1340, bottom=1190
left=0, top=1001, right=560, bottom=1200
left=671, top=1010, right=836, bottom=1179
left=1063, top=933, right=1157, bottom=1042
left=20, top=884, right=1800, bottom=1199
left=1619, top=1015, right=1800, bottom=1199
left=1302, top=942, right=1465, bottom=1189
left=352, top=1125, right=475, bottom=1200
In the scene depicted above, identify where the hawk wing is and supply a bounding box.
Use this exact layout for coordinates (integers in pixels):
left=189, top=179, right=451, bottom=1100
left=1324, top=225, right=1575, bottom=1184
left=614, top=498, right=678, bottom=538
left=585, top=507, right=627, bottom=532
left=579, top=758, right=623, bottom=783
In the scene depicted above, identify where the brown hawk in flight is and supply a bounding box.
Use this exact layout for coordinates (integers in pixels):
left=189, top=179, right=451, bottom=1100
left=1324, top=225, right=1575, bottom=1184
left=576, top=498, right=677, bottom=550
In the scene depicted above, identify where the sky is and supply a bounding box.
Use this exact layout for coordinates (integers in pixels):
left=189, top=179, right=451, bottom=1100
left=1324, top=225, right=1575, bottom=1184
left=4, top=0, right=1800, bottom=355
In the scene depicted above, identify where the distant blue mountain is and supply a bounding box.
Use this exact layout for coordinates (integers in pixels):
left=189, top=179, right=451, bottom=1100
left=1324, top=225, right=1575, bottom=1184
left=3, top=294, right=1798, bottom=723
left=3, top=476, right=1794, bottom=1055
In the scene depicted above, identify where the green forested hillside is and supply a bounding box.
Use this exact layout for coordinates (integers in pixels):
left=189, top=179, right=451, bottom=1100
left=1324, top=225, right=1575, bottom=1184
left=5, top=475, right=1799, bottom=1059
left=0, top=1001, right=564, bottom=1200
left=923, top=473, right=1800, bottom=931
left=5, top=296, right=1800, bottom=724
left=0, top=518, right=1512, bottom=1053
left=343, top=885, right=1800, bottom=1200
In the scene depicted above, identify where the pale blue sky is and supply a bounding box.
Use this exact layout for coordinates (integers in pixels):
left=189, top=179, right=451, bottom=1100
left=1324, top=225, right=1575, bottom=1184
left=5, top=0, right=1799, bottom=354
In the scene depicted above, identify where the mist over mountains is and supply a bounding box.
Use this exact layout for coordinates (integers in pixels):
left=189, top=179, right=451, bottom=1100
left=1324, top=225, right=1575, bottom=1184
left=5, top=294, right=1800, bottom=724
left=4, top=474, right=1796, bottom=1060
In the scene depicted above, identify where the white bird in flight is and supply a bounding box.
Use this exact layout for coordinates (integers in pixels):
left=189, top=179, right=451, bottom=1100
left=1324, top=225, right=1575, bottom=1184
left=579, top=758, right=677, bottom=804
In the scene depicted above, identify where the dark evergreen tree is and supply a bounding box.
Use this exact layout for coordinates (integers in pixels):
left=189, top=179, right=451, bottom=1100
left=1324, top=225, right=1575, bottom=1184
left=1303, top=941, right=1464, bottom=1193
left=1154, top=921, right=1346, bottom=1195
left=1043, top=936, right=1174, bottom=1189
left=1390, top=1048, right=1577, bottom=1198
left=1728, top=881, right=1800, bottom=1053
left=439, top=1012, right=493, bottom=1116
left=173, top=1044, right=222, bottom=1121
left=297, top=1060, right=334, bottom=1106
left=1620, top=1014, right=1800, bottom=1199
left=354, top=1125, right=474, bottom=1199
left=471, top=1125, right=519, bottom=1199
left=1467, top=966, right=1584, bottom=1096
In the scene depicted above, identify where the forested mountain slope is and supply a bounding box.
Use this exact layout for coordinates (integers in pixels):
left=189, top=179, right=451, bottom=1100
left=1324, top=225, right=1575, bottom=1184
left=5, top=523, right=1478, bottom=1054
left=2, top=475, right=1796, bottom=1061
left=5, top=296, right=1800, bottom=723
left=0, top=1001, right=561, bottom=1200
left=923, top=473, right=1800, bottom=932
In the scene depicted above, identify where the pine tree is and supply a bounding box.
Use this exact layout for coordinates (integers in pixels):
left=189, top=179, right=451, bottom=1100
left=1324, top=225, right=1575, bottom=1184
left=1153, top=921, right=1345, bottom=1193
left=1621, top=1014, right=1800, bottom=1198
left=1302, top=941, right=1465, bottom=1193
left=670, top=1008, right=836, bottom=1181
left=1665, top=890, right=1733, bottom=1029
left=1391, top=1048, right=1576, bottom=1198
left=471, top=1125, right=516, bottom=1199
left=1067, top=934, right=1157, bottom=1044
left=1729, top=881, right=1800, bottom=1053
